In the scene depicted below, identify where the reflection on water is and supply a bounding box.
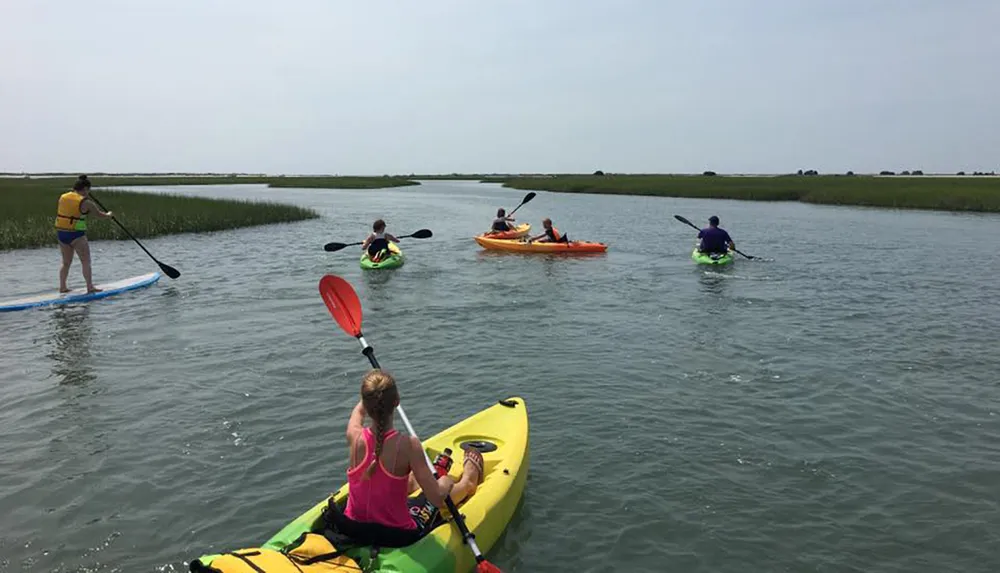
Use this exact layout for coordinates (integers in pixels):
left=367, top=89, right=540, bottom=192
left=47, top=305, right=96, bottom=386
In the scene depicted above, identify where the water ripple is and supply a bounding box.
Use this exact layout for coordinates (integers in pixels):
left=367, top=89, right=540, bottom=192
left=1, top=183, right=998, bottom=572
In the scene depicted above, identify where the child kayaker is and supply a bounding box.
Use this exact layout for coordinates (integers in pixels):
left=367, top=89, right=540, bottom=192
left=697, top=215, right=735, bottom=254
left=340, top=370, right=483, bottom=544
left=361, top=219, right=399, bottom=261
left=491, top=208, right=515, bottom=232
left=528, top=218, right=563, bottom=243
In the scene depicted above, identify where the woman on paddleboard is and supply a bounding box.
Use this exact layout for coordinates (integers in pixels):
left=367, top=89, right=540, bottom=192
left=337, top=370, right=483, bottom=545
left=55, top=175, right=113, bottom=293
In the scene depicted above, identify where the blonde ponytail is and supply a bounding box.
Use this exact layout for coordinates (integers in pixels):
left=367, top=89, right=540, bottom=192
left=359, top=370, right=398, bottom=480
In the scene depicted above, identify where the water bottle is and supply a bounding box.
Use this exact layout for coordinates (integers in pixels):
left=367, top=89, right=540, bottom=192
left=432, top=448, right=453, bottom=478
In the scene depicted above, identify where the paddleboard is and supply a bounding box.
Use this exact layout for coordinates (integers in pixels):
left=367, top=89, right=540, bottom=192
left=0, top=272, right=161, bottom=313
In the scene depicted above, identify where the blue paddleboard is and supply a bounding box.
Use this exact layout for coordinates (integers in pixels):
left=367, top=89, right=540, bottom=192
left=0, top=272, right=161, bottom=312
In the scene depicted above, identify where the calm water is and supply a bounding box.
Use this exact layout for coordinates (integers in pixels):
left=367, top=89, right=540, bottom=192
left=1, top=181, right=998, bottom=573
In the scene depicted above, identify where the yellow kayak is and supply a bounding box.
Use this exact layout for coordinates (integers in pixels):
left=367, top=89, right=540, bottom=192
left=190, top=397, right=529, bottom=573
left=474, top=235, right=608, bottom=253
left=476, top=223, right=531, bottom=240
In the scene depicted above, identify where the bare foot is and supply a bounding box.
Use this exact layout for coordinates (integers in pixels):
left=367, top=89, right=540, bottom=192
left=59, top=287, right=70, bottom=294
left=86, top=287, right=103, bottom=294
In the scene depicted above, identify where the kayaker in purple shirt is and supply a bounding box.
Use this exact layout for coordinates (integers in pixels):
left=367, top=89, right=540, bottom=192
left=697, top=216, right=736, bottom=254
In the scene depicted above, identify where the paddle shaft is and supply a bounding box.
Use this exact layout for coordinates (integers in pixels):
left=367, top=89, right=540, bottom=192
left=88, top=192, right=181, bottom=277
left=675, top=215, right=754, bottom=260
left=354, top=337, right=490, bottom=563
left=506, top=192, right=535, bottom=217
left=325, top=230, right=430, bottom=252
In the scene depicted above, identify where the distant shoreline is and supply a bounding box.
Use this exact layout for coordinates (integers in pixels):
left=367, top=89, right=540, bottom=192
left=495, top=174, right=1000, bottom=213
left=3, top=172, right=998, bottom=214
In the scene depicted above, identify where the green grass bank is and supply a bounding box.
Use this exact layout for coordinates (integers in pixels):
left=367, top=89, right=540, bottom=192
left=1, top=177, right=320, bottom=251
left=497, top=175, right=1000, bottom=212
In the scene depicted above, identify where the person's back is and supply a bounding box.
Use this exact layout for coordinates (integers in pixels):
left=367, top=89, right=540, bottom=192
left=363, top=219, right=397, bottom=260
left=345, top=425, right=414, bottom=530
left=491, top=208, right=512, bottom=232
left=341, top=370, right=485, bottom=546
left=697, top=216, right=733, bottom=254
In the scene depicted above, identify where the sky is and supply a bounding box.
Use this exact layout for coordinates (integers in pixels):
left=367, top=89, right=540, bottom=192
left=2, top=0, right=998, bottom=174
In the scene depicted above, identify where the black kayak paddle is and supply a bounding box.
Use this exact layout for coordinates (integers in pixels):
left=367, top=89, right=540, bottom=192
left=324, top=229, right=433, bottom=252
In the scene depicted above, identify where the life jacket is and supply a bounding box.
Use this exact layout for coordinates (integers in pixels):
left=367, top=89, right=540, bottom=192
left=367, top=232, right=389, bottom=260
left=55, top=192, right=87, bottom=231
left=491, top=218, right=510, bottom=232
left=546, top=227, right=561, bottom=241
left=189, top=531, right=362, bottom=573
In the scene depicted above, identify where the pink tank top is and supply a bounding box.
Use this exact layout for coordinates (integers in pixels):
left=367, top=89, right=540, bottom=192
left=344, top=427, right=416, bottom=530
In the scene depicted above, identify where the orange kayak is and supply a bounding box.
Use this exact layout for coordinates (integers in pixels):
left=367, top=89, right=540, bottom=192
left=477, top=223, right=531, bottom=241
left=474, top=236, right=608, bottom=253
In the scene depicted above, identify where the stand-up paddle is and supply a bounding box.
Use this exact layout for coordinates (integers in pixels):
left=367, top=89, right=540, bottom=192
left=88, top=192, right=182, bottom=279
left=324, top=229, right=433, bottom=252
left=318, top=274, right=503, bottom=573
left=674, top=214, right=756, bottom=260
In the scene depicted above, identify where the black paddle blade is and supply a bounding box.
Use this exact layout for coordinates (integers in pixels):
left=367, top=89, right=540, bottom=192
left=674, top=214, right=698, bottom=229
left=324, top=242, right=348, bottom=252
left=158, top=262, right=181, bottom=279
left=409, top=229, right=433, bottom=239
left=522, top=192, right=536, bottom=204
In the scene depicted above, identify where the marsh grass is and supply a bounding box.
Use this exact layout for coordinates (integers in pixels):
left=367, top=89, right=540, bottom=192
left=498, top=175, right=1000, bottom=212
left=1, top=177, right=319, bottom=250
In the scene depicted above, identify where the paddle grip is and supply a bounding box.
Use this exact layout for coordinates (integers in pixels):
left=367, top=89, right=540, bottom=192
left=359, top=338, right=380, bottom=369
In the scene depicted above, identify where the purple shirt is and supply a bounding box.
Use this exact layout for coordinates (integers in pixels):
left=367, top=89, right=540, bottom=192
left=697, top=227, right=732, bottom=252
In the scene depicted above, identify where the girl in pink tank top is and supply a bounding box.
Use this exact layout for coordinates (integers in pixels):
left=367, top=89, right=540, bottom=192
left=343, top=370, right=486, bottom=535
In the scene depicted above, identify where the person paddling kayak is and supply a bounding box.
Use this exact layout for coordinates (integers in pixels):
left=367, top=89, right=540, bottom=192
left=339, top=370, right=484, bottom=546
left=55, top=175, right=113, bottom=293
left=361, top=219, right=399, bottom=262
left=697, top=216, right=735, bottom=254
left=527, top=218, right=563, bottom=243
left=490, top=208, right=516, bottom=232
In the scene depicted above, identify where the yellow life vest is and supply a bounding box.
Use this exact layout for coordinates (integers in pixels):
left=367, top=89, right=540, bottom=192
left=190, top=532, right=361, bottom=573
left=55, top=192, right=87, bottom=231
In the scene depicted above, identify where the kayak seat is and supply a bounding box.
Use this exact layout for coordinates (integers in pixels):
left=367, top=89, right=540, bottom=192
left=320, top=497, right=445, bottom=550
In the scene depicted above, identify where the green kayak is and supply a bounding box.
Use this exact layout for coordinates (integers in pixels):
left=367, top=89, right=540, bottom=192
left=360, top=243, right=404, bottom=270
left=691, top=248, right=734, bottom=265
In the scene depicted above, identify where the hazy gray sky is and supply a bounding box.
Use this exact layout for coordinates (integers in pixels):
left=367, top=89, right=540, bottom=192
left=3, top=0, right=998, bottom=174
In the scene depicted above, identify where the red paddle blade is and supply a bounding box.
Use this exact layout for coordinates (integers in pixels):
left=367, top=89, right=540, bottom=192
left=318, top=274, right=363, bottom=337
left=476, top=561, right=502, bottom=573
